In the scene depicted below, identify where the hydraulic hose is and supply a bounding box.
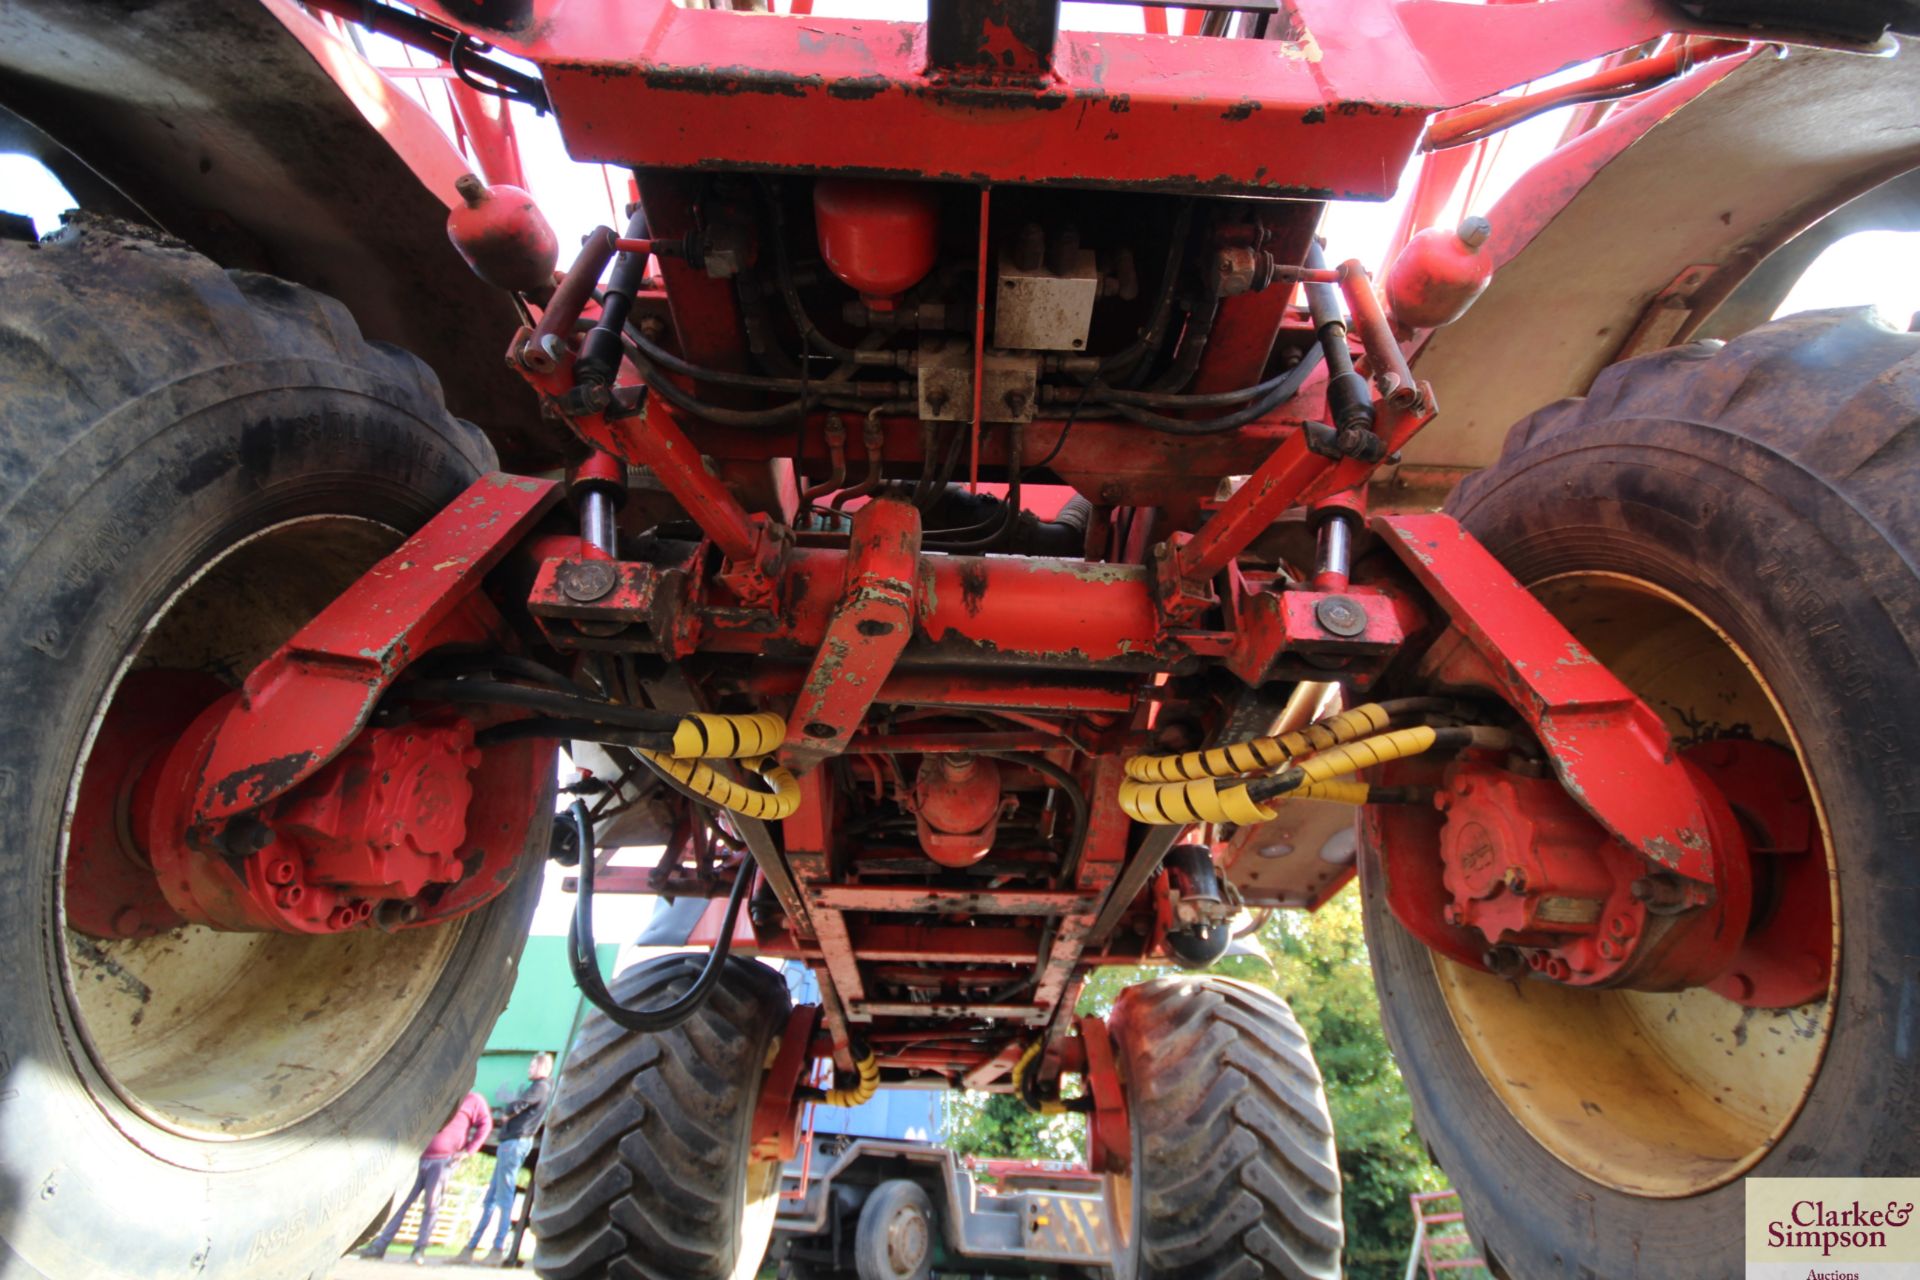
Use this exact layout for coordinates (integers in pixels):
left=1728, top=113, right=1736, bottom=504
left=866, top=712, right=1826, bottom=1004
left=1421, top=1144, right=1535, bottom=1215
left=1098, top=199, right=1196, bottom=381
left=1119, top=725, right=1512, bottom=824
left=1243, top=726, right=1513, bottom=803
left=566, top=800, right=754, bottom=1033
left=637, top=753, right=803, bottom=821
left=1125, top=702, right=1392, bottom=782
left=765, top=181, right=861, bottom=366
left=823, top=1050, right=881, bottom=1107
left=980, top=750, right=1090, bottom=882
left=393, top=678, right=682, bottom=732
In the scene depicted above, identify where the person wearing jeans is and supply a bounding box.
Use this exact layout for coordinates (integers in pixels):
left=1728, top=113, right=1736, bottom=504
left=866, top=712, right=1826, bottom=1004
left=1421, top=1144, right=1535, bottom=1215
left=456, top=1052, right=553, bottom=1266
left=360, top=1089, right=493, bottom=1264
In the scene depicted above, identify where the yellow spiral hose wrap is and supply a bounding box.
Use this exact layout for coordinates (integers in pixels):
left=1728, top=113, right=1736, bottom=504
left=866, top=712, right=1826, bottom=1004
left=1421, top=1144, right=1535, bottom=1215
left=1123, top=702, right=1391, bottom=782
left=1289, top=780, right=1372, bottom=805
left=640, top=752, right=802, bottom=821
left=1118, top=775, right=1277, bottom=825
left=1289, top=725, right=1437, bottom=784
left=670, top=711, right=788, bottom=760
left=1119, top=721, right=1442, bottom=825
left=825, top=1050, right=881, bottom=1107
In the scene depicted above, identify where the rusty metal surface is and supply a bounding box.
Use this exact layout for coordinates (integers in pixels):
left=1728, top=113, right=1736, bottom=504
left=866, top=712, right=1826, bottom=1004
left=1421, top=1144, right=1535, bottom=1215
left=411, top=0, right=1740, bottom=197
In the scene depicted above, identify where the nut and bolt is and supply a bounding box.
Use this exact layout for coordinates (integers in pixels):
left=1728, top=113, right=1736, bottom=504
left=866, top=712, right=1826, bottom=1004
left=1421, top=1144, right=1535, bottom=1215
left=1629, top=874, right=1689, bottom=915
left=1314, top=595, right=1368, bottom=638
left=1482, top=946, right=1525, bottom=979
left=221, top=816, right=275, bottom=858
left=559, top=559, right=619, bottom=603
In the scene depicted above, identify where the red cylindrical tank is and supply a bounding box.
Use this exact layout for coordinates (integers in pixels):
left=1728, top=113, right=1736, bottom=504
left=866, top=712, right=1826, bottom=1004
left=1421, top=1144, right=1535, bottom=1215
left=812, top=178, right=940, bottom=300
left=913, top=754, right=1003, bottom=868
left=1384, top=214, right=1494, bottom=334
left=446, top=173, right=560, bottom=298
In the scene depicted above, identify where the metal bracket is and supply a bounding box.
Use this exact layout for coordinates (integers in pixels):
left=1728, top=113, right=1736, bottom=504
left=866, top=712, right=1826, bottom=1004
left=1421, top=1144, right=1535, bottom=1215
left=1375, top=513, right=1720, bottom=886
left=783, top=499, right=921, bottom=771
left=182, top=473, right=560, bottom=824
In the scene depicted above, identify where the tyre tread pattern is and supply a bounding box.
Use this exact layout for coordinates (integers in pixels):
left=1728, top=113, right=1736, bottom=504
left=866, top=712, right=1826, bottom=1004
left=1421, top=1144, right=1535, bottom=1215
left=1110, top=976, right=1342, bottom=1280
left=532, top=956, right=789, bottom=1280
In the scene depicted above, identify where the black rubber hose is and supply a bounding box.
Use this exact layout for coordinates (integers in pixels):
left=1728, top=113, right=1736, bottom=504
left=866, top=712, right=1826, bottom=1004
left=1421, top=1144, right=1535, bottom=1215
left=979, top=751, right=1090, bottom=883
left=1067, top=340, right=1324, bottom=410
left=390, top=678, right=682, bottom=732
left=1098, top=200, right=1197, bottom=380
left=411, top=650, right=581, bottom=694
left=925, top=423, right=1024, bottom=548
left=1097, top=345, right=1326, bottom=435
left=577, top=210, right=654, bottom=384
left=765, top=182, right=861, bottom=365
left=617, top=311, right=813, bottom=392
left=476, top=717, right=676, bottom=751
left=567, top=800, right=755, bottom=1033
left=1148, top=298, right=1221, bottom=394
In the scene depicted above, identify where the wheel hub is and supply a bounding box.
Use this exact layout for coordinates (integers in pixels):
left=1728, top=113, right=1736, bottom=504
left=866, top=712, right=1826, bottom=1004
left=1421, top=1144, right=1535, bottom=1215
left=66, top=670, right=226, bottom=939
left=146, top=700, right=487, bottom=933
left=885, top=1205, right=928, bottom=1272
left=1686, top=738, right=1832, bottom=1008
left=1433, top=753, right=1757, bottom=994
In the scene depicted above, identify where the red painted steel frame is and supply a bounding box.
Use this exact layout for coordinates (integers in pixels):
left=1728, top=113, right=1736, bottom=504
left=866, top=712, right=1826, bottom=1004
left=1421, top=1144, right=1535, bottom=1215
left=415, top=0, right=1734, bottom=197
left=256, top=0, right=1798, bottom=1094
left=178, top=473, right=560, bottom=823
left=1374, top=514, right=1724, bottom=886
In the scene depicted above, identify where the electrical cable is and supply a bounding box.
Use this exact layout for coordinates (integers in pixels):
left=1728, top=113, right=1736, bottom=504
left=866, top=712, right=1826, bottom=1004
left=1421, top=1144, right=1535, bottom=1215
left=566, top=800, right=754, bottom=1033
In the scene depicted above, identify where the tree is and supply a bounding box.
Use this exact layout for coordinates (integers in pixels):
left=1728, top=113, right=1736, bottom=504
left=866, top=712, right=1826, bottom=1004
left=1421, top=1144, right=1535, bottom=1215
left=941, top=883, right=1443, bottom=1279
left=937, top=1089, right=1084, bottom=1164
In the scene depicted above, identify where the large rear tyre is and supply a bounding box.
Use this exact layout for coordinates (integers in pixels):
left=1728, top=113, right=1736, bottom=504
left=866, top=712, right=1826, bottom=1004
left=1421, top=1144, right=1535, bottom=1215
left=531, top=954, right=792, bottom=1280
left=1107, top=975, right=1343, bottom=1280
left=1363, top=309, right=1920, bottom=1277
left=0, top=221, right=546, bottom=1278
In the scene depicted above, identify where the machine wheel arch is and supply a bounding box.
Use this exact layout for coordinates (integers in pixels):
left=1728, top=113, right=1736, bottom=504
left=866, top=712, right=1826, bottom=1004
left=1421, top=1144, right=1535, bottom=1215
left=1363, top=306, right=1920, bottom=1277
left=0, top=218, right=547, bottom=1279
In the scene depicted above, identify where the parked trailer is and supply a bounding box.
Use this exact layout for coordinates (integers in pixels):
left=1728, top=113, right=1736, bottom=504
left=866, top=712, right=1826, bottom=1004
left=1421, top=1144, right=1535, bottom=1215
left=773, top=1138, right=1112, bottom=1280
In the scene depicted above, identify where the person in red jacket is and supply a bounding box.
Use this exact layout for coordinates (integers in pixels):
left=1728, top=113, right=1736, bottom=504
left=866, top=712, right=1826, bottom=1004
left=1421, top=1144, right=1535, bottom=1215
left=359, top=1090, right=493, bottom=1265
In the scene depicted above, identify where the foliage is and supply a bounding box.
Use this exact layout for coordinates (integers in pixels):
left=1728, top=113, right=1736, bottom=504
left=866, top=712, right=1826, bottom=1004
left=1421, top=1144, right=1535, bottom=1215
left=937, top=1089, right=1085, bottom=1164
left=941, top=883, right=1442, bottom=1279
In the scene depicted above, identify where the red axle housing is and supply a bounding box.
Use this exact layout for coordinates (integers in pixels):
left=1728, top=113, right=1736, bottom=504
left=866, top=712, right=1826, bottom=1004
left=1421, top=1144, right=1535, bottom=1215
left=914, top=754, right=1005, bottom=868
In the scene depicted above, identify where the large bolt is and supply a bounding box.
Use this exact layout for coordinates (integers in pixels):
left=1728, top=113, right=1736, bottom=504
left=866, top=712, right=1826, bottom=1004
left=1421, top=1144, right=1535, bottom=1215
left=1629, top=874, right=1689, bottom=915
left=559, top=559, right=618, bottom=603
left=1314, top=594, right=1368, bottom=638
left=221, top=816, right=275, bottom=858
